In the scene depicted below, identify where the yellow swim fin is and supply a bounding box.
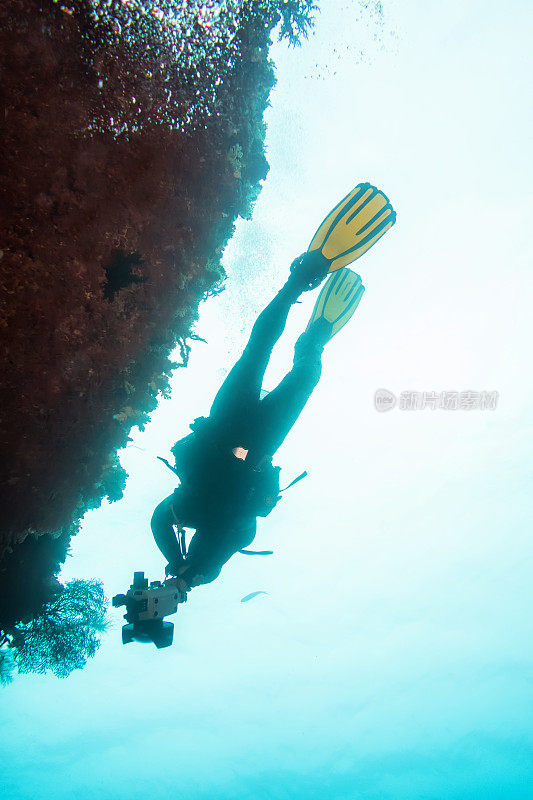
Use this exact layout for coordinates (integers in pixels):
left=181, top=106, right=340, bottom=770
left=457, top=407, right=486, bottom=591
left=307, top=267, right=365, bottom=341
left=308, top=182, right=396, bottom=273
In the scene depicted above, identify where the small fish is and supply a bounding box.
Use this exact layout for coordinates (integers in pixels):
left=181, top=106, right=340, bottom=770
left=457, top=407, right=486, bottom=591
left=240, top=591, right=269, bottom=603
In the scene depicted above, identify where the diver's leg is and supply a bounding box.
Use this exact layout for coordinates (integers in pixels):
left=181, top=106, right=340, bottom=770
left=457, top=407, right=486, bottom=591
left=208, top=279, right=302, bottom=428
left=247, top=328, right=325, bottom=460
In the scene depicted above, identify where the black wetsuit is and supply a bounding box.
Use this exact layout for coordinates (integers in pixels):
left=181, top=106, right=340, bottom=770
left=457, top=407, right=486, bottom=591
left=151, top=274, right=326, bottom=587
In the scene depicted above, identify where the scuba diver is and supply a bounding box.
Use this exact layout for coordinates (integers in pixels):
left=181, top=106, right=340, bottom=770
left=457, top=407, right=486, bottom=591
left=151, top=183, right=396, bottom=599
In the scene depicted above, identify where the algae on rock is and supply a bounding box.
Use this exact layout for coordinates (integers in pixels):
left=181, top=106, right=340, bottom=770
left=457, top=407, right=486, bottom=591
left=0, top=0, right=316, bottom=643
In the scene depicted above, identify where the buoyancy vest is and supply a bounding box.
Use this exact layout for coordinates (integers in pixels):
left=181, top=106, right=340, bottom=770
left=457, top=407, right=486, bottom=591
left=159, top=416, right=306, bottom=525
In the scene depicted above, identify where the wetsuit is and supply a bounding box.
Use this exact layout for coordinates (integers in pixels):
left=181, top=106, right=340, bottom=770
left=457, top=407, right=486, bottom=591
left=151, top=273, right=325, bottom=587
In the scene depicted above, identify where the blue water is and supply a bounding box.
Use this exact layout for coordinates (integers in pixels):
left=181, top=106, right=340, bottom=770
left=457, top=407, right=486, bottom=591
left=2, top=1, right=533, bottom=798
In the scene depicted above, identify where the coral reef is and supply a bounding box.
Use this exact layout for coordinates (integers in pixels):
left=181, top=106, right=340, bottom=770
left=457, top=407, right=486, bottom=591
left=0, top=0, right=315, bottom=636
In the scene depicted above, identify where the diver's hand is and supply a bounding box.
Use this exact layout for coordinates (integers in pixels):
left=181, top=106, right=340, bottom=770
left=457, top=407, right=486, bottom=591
left=165, top=559, right=184, bottom=578
left=165, top=565, right=191, bottom=600
left=175, top=577, right=190, bottom=603
left=168, top=576, right=190, bottom=604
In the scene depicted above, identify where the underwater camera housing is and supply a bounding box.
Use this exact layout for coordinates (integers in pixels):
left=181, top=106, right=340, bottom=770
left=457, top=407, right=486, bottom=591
left=112, top=571, right=185, bottom=649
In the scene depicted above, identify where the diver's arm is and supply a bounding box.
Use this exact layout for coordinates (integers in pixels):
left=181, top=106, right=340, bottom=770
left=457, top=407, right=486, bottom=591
left=150, top=495, right=183, bottom=567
